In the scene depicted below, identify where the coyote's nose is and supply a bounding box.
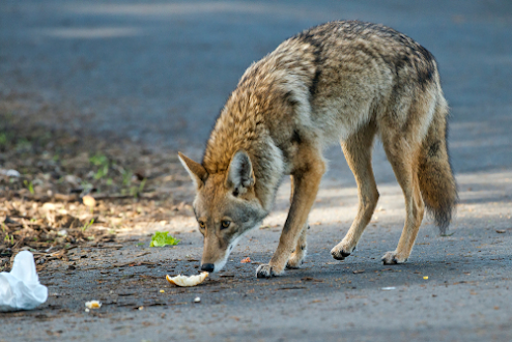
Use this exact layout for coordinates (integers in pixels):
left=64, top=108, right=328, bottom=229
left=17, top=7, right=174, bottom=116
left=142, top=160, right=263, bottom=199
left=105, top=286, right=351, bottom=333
left=200, top=263, right=214, bottom=273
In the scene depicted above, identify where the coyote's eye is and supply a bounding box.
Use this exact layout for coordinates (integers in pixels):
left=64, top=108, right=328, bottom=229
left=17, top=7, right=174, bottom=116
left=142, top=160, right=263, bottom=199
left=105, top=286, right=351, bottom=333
left=221, top=220, right=231, bottom=229
left=198, top=221, right=206, bottom=229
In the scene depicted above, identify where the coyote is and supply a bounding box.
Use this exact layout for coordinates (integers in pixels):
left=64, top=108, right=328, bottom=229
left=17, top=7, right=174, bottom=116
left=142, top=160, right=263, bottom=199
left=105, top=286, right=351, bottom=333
left=179, top=21, right=457, bottom=278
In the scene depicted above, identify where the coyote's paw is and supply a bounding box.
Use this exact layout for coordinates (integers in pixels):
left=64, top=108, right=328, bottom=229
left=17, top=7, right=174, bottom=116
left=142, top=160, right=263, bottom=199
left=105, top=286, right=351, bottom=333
left=330, top=242, right=355, bottom=261
left=256, top=264, right=282, bottom=278
left=381, top=251, right=408, bottom=265
left=286, top=252, right=305, bottom=269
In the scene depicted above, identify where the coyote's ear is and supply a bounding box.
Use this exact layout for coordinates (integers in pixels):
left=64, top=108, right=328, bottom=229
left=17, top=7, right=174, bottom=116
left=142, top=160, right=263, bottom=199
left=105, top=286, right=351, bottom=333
left=178, top=152, right=208, bottom=189
left=225, top=151, right=255, bottom=193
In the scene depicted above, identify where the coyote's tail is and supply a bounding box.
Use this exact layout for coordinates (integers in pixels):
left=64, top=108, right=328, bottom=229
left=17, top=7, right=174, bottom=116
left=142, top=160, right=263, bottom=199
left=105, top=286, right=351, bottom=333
left=417, top=97, right=458, bottom=234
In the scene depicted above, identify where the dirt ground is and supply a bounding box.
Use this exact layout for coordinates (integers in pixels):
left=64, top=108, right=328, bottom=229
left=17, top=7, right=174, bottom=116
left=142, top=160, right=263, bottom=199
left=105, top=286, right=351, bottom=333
left=1, top=0, right=512, bottom=341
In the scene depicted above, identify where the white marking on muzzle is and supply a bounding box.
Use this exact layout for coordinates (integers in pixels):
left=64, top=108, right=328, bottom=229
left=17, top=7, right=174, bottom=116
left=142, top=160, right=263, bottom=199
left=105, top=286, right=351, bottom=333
left=212, top=235, right=243, bottom=273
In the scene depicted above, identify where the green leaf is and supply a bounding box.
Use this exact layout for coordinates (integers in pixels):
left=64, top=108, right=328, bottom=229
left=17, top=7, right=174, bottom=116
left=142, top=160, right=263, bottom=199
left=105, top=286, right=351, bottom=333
left=150, top=231, right=180, bottom=247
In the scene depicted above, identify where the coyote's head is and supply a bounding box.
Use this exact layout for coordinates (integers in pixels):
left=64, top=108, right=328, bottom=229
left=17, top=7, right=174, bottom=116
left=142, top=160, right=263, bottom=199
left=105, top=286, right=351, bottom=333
left=178, top=151, right=267, bottom=273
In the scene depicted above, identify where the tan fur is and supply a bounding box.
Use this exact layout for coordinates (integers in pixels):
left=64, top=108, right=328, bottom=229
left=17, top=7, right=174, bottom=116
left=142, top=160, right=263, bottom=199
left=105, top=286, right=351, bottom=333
left=179, top=21, right=457, bottom=277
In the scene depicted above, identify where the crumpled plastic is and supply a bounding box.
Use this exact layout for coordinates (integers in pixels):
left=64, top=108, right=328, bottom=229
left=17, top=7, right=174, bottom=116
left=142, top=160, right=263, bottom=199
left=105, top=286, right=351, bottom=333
left=0, top=169, right=21, bottom=177
left=0, top=251, right=48, bottom=312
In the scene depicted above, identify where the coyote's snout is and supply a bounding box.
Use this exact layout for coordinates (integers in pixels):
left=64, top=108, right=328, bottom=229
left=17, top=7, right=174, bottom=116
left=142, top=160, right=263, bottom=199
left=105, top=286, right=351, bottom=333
left=179, top=21, right=457, bottom=277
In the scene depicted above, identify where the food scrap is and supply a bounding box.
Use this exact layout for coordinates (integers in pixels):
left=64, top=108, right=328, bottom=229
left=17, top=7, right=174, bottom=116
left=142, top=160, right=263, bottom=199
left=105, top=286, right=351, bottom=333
left=85, top=300, right=102, bottom=309
left=423, top=276, right=429, bottom=280
left=166, top=272, right=209, bottom=287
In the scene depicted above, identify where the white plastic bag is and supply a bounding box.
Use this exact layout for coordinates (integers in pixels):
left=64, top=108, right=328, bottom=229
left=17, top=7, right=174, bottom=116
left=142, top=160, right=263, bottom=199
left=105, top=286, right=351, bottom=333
left=0, top=251, right=48, bottom=311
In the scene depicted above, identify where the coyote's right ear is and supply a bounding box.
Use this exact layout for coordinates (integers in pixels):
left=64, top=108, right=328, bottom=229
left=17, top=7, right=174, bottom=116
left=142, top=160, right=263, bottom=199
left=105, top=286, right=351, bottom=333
left=178, top=152, right=208, bottom=189
left=225, top=150, right=255, bottom=193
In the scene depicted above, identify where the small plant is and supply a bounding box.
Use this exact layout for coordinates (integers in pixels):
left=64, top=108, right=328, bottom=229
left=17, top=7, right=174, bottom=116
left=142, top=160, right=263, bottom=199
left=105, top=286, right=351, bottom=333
left=138, top=178, right=147, bottom=195
left=81, top=218, right=95, bottom=232
left=0, top=132, right=7, bottom=147
left=23, top=180, right=34, bottom=194
left=90, top=153, right=109, bottom=180
left=128, top=178, right=147, bottom=198
left=4, top=233, right=14, bottom=245
left=129, top=186, right=138, bottom=198
left=89, top=153, right=108, bottom=166
left=122, top=170, right=132, bottom=186
left=94, top=165, right=109, bottom=180
left=16, top=138, right=32, bottom=152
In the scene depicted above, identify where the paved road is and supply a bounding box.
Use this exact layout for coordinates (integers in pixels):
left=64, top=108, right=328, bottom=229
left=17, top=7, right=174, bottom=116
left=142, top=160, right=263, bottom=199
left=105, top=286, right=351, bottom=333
left=1, top=0, right=512, bottom=341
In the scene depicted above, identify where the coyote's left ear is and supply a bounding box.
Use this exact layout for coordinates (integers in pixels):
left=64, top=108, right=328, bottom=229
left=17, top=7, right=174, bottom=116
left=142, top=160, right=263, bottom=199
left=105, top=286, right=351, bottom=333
left=178, top=152, right=208, bottom=189
left=225, top=150, right=255, bottom=193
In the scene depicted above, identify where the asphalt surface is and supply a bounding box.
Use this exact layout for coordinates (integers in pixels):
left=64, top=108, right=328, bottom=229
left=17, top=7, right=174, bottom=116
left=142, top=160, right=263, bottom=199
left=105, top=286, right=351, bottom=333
left=1, top=0, right=512, bottom=341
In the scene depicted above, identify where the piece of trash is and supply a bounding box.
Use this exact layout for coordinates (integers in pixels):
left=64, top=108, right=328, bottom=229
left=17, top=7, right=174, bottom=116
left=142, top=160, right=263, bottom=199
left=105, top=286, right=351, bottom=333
left=382, top=287, right=396, bottom=290
left=0, top=169, right=21, bottom=177
left=0, top=251, right=48, bottom=312
left=352, top=270, right=365, bottom=274
left=240, top=257, right=251, bottom=263
left=150, top=231, right=180, bottom=247
left=166, top=272, right=208, bottom=287
left=139, top=306, right=144, bottom=311
left=496, top=230, right=506, bottom=234
left=82, top=195, right=96, bottom=208
left=423, top=276, right=429, bottom=280
left=85, top=300, right=102, bottom=309
left=159, top=289, right=165, bottom=293
left=194, top=297, right=201, bottom=303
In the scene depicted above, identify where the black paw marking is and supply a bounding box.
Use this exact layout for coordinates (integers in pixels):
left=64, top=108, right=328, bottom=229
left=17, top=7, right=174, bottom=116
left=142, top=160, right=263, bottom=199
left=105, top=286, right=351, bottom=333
left=331, top=248, right=352, bottom=261
left=256, top=265, right=276, bottom=278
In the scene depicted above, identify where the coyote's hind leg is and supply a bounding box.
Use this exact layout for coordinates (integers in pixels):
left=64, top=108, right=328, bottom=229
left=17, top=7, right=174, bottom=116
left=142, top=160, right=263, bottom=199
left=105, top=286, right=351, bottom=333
left=380, top=131, right=425, bottom=264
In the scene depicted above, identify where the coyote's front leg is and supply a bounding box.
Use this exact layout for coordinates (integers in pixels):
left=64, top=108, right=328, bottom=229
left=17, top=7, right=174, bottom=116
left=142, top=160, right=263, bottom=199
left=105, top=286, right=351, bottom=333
left=256, top=152, right=325, bottom=278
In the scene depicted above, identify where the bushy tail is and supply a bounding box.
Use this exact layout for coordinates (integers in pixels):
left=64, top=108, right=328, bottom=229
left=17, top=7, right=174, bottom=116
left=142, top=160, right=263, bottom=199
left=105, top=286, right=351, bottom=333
left=417, top=98, right=458, bottom=234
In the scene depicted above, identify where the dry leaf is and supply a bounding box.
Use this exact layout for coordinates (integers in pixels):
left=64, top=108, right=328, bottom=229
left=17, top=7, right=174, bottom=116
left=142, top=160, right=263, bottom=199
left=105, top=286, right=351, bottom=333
left=82, top=195, right=96, bottom=208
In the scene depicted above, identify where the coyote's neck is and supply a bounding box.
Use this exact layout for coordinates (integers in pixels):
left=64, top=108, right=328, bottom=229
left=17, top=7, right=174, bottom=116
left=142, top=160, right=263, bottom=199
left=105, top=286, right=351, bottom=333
left=202, top=88, right=266, bottom=174
left=202, top=95, right=284, bottom=212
